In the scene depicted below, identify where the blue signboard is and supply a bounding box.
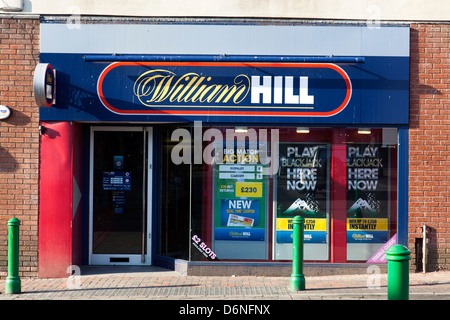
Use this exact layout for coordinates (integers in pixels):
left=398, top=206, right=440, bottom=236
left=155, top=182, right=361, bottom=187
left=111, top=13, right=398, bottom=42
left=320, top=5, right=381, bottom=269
left=38, top=24, right=409, bottom=125
left=98, top=62, right=351, bottom=117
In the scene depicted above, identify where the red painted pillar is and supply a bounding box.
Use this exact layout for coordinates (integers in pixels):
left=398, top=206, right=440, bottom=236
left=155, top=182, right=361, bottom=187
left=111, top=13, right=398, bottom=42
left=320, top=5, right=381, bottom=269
left=330, top=129, right=347, bottom=263
left=38, top=121, right=83, bottom=278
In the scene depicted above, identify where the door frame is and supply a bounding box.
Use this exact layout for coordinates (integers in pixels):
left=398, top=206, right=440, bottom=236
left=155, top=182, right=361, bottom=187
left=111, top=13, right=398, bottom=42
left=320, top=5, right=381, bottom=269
left=88, top=126, right=153, bottom=265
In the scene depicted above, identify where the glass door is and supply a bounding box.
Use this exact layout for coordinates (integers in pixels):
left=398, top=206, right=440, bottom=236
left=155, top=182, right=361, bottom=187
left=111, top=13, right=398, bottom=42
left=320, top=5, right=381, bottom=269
left=89, top=127, right=152, bottom=265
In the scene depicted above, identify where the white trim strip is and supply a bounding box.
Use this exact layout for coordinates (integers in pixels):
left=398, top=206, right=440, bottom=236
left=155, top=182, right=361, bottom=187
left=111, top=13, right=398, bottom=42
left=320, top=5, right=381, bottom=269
left=41, top=23, right=409, bottom=57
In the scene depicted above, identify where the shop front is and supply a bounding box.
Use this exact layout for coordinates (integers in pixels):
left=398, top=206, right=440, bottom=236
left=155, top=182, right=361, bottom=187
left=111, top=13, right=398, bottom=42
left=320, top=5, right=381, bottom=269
left=36, top=22, right=409, bottom=277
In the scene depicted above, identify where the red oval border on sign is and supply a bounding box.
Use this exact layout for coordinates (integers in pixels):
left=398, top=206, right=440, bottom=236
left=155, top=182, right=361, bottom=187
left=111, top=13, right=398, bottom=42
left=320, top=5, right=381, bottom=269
left=97, top=61, right=352, bottom=117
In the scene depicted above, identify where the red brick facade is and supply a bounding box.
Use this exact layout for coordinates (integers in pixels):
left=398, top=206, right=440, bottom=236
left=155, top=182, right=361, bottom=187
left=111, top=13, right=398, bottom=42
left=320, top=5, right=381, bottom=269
left=0, top=18, right=449, bottom=278
left=0, top=17, right=40, bottom=278
left=409, top=24, right=450, bottom=271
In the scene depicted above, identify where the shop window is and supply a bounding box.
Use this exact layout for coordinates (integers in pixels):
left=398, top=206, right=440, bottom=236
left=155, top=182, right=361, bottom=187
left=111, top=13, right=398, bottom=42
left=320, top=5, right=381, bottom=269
left=159, top=127, right=191, bottom=259
left=158, top=126, right=398, bottom=263
left=345, top=128, right=398, bottom=261
left=275, top=128, right=331, bottom=261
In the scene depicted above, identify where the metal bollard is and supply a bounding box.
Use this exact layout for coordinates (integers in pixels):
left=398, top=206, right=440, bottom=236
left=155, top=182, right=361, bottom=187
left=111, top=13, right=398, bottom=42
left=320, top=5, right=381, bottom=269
left=5, top=217, right=21, bottom=294
left=386, top=244, right=411, bottom=300
left=290, top=215, right=305, bottom=291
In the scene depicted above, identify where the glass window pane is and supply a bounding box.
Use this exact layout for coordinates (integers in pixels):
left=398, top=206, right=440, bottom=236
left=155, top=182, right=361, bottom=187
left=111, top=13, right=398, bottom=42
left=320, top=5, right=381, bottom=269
left=345, top=128, right=398, bottom=261
left=92, top=131, right=144, bottom=255
left=157, top=125, right=398, bottom=265
left=158, top=127, right=190, bottom=259
left=274, top=128, right=331, bottom=261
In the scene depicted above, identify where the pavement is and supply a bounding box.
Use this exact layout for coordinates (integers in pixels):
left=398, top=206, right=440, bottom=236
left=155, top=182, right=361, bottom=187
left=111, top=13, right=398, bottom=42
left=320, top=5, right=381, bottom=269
left=0, top=266, right=449, bottom=303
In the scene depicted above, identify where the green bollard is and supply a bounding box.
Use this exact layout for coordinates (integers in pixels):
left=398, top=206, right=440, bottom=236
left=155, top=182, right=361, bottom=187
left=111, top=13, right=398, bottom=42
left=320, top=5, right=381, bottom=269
left=5, top=217, right=21, bottom=294
left=386, top=244, right=411, bottom=300
left=290, top=215, right=305, bottom=291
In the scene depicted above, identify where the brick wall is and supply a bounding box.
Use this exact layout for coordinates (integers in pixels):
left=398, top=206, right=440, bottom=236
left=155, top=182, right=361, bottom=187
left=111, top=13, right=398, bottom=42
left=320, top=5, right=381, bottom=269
left=0, top=17, right=40, bottom=278
left=409, top=24, right=450, bottom=271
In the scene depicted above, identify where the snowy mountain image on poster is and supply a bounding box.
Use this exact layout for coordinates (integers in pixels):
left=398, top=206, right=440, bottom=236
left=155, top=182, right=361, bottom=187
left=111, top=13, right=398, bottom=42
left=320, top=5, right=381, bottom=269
left=347, top=197, right=378, bottom=215
left=283, top=197, right=317, bottom=215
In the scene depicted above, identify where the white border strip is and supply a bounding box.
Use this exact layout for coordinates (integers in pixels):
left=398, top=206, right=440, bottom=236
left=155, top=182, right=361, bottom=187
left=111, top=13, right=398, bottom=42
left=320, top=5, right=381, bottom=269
left=41, top=23, right=409, bottom=57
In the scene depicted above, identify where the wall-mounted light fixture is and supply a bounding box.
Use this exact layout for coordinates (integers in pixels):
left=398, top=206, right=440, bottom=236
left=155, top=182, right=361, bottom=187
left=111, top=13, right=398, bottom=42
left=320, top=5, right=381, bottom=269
left=0, top=0, right=23, bottom=11
left=235, top=126, right=248, bottom=133
left=357, top=128, right=372, bottom=134
left=0, top=105, right=11, bottom=120
left=296, top=127, right=310, bottom=133
left=39, top=125, right=46, bottom=135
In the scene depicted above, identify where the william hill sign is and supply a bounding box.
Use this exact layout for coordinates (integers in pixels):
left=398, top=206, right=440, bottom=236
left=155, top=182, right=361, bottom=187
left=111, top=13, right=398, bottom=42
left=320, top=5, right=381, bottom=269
left=97, top=62, right=352, bottom=117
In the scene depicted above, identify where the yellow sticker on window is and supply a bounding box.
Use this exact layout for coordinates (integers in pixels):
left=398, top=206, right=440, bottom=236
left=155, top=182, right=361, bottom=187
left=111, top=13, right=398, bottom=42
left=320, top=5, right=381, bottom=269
left=235, top=182, right=262, bottom=197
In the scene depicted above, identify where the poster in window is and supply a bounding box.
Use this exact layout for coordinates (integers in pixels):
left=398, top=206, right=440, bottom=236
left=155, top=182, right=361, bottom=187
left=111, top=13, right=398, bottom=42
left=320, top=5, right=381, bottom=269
left=276, top=143, right=329, bottom=244
left=214, top=145, right=266, bottom=241
left=346, top=143, right=389, bottom=243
